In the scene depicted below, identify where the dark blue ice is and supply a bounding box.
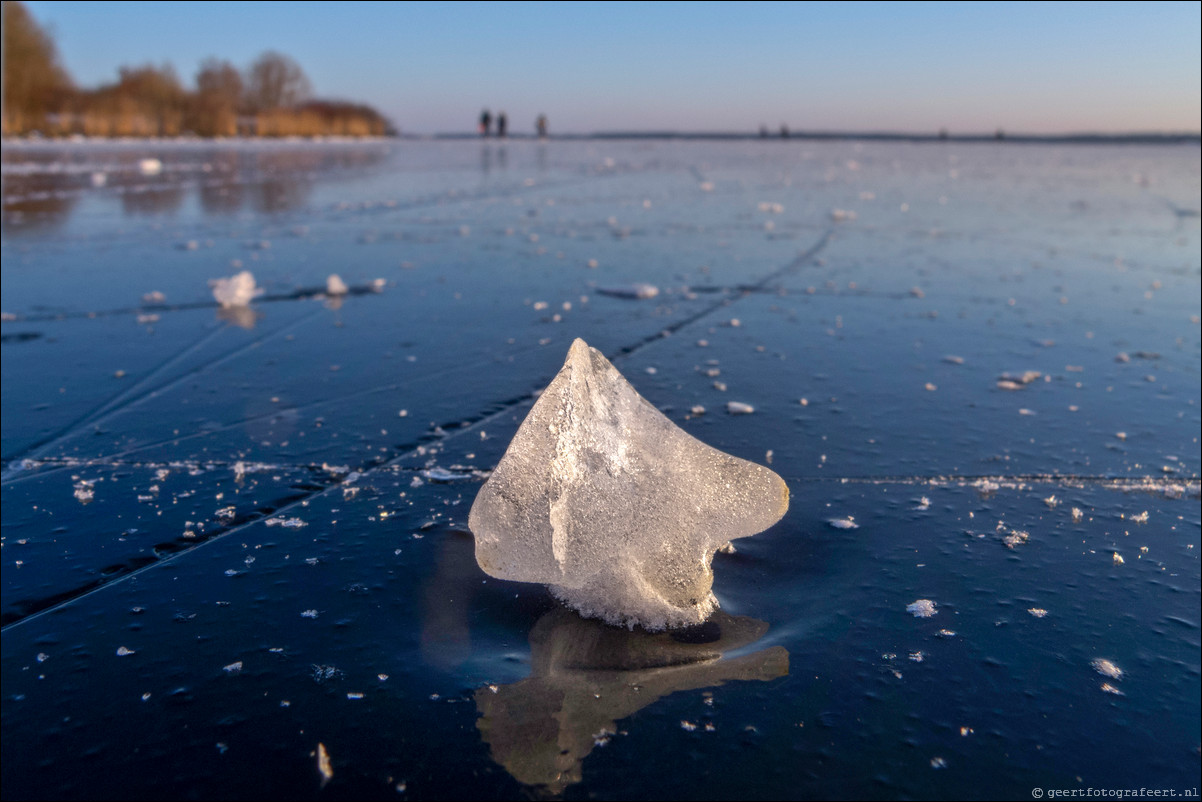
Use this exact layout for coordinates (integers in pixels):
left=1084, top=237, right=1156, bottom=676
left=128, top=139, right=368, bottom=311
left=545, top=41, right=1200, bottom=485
left=2, top=138, right=1199, bottom=799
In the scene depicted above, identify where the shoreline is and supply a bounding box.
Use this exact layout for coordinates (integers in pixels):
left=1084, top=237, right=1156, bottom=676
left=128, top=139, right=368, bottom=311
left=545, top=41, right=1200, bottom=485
left=4, top=131, right=1199, bottom=148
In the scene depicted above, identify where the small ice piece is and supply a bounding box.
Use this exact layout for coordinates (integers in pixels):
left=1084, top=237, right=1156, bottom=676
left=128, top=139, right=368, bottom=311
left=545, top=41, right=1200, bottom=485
left=326, top=274, right=348, bottom=296
left=726, top=401, right=755, bottom=415
left=1028, top=608, right=1048, bottom=618
left=1112, top=552, right=1125, bottom=566
left=142, top=290, right=166, bottom=304
left=316, top=742, right=333, bottom=788
left=266, top=517, right=307, bottom=528
left=997, top=370, right=1042, bottom=390
left=827, top=516, right=858, bottom=530
left=210, top=271, right=262, bottom=308
left=116, top=646, right=135, bottom=656
left=468, top=339, right=789, bottom=630
left=830, top=209, right=857, bottom=222
left=907, top=599, right=937, bottom=618
left=1071, top=507, right=1084, bottom=522
left=1100, top=683, right=1125, bottom=696
left=223, top=661, right=243, bottom=674
left=73, top=480, right=95, bottom=504
left=422, top=467, right=472, bottom=482
left=596, top=283, right=659, bottom=300
left=1091, top=658, right=1123, bottom=679
left=1002, top=529, right=1029, bottom=549
left=138, top=158, right=162, bottom=176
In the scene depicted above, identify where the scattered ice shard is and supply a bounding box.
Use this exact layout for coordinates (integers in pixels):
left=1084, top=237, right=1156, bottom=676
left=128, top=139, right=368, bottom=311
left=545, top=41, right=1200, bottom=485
left=469, top=338, right=789, bottom=630
left=210, top=270, right=262, bottom=308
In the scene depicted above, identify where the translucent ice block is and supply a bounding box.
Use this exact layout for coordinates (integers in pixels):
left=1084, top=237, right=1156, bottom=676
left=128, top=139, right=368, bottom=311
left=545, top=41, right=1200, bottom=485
left=469, top=338, right=789, bottom=630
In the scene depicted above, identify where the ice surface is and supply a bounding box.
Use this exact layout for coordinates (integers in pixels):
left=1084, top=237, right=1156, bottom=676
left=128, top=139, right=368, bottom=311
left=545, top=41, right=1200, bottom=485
left=469, top=338, right=789, bottom=630
left=209, top=270, right=262, bottom=308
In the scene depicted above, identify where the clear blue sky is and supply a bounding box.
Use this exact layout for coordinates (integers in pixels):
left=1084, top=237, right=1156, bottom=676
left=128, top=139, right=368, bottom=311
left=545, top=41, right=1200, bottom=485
left=23, top=0, right=1202, bottom=135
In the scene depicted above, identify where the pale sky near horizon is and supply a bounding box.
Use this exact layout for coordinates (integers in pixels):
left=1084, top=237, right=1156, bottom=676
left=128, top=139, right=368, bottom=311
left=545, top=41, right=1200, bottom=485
left=21, top=0, right=1202, bottom=136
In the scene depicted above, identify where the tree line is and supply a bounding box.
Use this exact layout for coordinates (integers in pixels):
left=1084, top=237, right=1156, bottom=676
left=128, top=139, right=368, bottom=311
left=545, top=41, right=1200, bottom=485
left=2, top=2, right=394, bottom=138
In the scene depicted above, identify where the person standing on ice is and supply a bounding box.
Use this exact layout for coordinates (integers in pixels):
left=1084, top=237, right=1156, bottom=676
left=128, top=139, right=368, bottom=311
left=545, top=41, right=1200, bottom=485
left=496, top=111, right=507, bottom=138
left=536, top=114, right=547, bottom=139
left=479, top=108, right=492, bottom=137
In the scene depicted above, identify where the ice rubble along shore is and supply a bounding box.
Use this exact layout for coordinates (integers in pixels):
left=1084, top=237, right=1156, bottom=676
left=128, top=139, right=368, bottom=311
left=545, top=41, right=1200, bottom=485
left=469, top=338, right=789, bottom=630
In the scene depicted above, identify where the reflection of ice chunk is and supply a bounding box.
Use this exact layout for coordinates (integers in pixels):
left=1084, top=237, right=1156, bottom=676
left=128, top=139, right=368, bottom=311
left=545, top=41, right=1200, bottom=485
left=469, top=339, right=789, bottom=630
left=475, top=608, right=786, bottom=793
left=210, top=271, right=262, bottom=308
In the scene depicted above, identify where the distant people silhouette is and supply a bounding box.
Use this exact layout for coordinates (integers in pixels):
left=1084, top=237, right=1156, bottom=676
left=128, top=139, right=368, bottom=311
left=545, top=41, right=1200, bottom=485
left=497, top=111, right=508, bottom=138
left=536, top=114, right=548, bottom=139
left=479, top=109, right=492, bottom=137
left=780, top=123, right=789, bottom=139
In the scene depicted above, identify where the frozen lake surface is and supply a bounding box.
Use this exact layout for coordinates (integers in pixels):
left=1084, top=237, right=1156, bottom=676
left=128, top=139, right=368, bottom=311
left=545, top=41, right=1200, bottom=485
left=2, top=138, right=1199, bottom=799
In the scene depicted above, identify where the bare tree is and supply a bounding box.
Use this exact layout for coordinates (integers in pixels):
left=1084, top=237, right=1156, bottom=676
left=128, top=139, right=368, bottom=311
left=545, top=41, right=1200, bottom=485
left=2, top=0, right=73, bottom=134
left=114, top=63, right=187, bottom=135
left=190, top=58, right=243, bottom=136
left=196, top=58, right=243, bottom=104
left=244, top=50, right=311, bottom=112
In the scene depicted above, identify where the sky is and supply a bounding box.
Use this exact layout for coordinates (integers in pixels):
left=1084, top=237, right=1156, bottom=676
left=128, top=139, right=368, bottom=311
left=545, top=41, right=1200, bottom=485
left=21, top=0, right=1202, bottom=135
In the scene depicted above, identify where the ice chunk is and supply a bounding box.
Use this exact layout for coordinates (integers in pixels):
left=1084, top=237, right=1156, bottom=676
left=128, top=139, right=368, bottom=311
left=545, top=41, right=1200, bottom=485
left=907, top=599, right=937, bottom=618
left=326, top=274, right=348, bottom=296
left=596, top=283, right=659, bottom=300
left=210, top=271, right=262, bottom=308
left=469, top=339, right=789, bottom=630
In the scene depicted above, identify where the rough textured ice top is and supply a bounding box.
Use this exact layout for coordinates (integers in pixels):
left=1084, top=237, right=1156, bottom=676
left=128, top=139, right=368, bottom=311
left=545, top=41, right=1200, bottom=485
left=469, top=338, right=789, bottom=630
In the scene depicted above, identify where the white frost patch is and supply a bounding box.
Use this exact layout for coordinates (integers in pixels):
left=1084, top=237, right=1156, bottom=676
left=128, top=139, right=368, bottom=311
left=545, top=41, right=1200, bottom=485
left=907, top=599, right=937, bottom=618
